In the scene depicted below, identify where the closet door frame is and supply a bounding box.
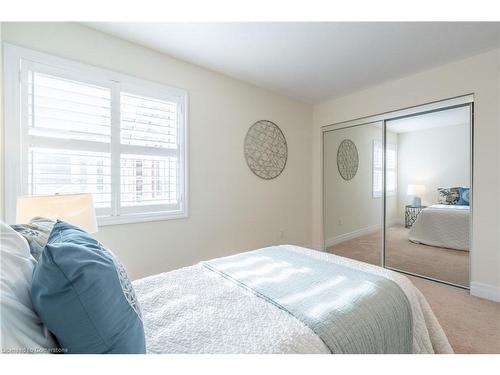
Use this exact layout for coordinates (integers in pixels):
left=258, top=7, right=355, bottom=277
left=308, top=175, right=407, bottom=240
left=321, top=94, right=474, bottom=289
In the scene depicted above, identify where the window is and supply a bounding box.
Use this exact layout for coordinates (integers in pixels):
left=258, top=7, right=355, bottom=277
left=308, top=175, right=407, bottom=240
left=372, top=140, right=397, bottom=198
left=4, top=45, right=188, bottom=225
left=385, top=142, right=397, bottom=196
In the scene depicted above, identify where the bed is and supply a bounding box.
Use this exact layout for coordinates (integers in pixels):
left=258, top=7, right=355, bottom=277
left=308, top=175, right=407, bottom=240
left=408, top=204, right=470, bottom=251
left=133, top=245, right=452, bottom=354
left=2, top=219, right=452, bottom=354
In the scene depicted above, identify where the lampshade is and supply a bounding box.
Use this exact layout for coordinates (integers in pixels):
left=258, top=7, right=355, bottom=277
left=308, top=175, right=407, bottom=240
left=407, top=184, right=426, bottom=196
left=16, top=193, right=98, bottom=234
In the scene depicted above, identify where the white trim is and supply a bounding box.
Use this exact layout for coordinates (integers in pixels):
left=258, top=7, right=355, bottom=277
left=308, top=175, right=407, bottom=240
left=470, top=282, right=500, bottom=302
left=97, top=209, right=187, bottom=227
left=3, top=43, right=186, bottom=98
left=2, top=42, right=189, bottom=226
left=325, top=224, right=380, bottom=247
left=3, top=44, right=22, bottom=223
left=27, top=135, right=110, bottom=153
left=110, top=79, right=121, bottom=218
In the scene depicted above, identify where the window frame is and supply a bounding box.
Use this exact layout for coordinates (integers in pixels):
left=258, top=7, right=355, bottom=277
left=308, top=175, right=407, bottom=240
left=3, top=43, right=189, bottom=226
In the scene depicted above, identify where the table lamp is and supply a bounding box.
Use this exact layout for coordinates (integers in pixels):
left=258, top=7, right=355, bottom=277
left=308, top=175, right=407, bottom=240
left=407, top=184, right=426, bottom=207
left=16, top=193, right=98, bottom=233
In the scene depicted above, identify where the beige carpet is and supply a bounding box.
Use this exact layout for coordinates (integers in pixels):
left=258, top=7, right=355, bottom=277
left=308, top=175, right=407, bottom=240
left=408, top=276, right=500, bottom=354
left=327, top=225, right=469, bottom=286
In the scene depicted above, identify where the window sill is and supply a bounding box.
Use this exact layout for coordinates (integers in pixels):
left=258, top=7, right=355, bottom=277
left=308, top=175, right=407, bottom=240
left=97, top=210, right=188, bottom=227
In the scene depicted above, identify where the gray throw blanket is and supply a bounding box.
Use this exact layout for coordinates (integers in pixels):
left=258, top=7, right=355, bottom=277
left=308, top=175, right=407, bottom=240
left=203, top=246, right=413, bottom=353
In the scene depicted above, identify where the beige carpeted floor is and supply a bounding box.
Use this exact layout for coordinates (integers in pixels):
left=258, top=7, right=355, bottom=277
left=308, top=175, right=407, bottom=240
left=327, top=225, right=469, bottom=286
left=326, top=228, right=500, bottom=353
left=408, top=276, right=500, bottom=354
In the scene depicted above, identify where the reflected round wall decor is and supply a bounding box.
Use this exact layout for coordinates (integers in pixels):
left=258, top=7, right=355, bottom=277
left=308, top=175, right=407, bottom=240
left=337, top=139, right=358, bottom=181
left=244, top=120, right=288, bottom=180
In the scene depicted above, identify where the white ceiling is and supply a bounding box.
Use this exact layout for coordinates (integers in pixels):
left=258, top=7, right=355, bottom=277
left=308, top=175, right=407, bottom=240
left=387, top=106, right=470, bottom=134
left=85, top=22, right=500, bottom=103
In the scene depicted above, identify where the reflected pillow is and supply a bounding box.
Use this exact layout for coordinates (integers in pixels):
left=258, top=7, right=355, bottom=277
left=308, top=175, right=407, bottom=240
left=31, top=221, right=146, bottom=354
left=458, top=187, right=470, bottom=206
left=437, top=187, right=460, bottom=205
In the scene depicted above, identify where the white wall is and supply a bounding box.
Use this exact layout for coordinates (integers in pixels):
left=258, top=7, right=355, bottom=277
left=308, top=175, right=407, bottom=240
left=396, top=123, right=470, bottom=220
left=312, top=48, right=500, bottom=301
left=1, top=23, right=313, bottom=280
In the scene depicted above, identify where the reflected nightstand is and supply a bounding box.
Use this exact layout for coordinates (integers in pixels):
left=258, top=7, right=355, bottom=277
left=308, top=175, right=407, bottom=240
left=405, top=205, right=426, bottom=228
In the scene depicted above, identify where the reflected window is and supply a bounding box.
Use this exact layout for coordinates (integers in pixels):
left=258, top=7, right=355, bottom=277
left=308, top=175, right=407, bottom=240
left=373, top=140, right=397, bottom=197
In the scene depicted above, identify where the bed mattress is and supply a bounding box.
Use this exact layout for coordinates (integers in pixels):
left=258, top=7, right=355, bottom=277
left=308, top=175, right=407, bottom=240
left=409, top=204, right=470, bottom=251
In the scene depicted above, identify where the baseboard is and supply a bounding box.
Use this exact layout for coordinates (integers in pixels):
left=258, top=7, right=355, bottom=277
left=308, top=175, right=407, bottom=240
left=325, top=219, right=404, bottom=248
left=325, top=224, right=380, bottom=247
left=387, top=218, right=402, bottom=227
left=470, top=282, right=500, bottom=302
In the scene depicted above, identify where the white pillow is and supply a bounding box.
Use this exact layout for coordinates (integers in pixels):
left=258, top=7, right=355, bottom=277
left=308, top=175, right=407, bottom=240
left=1, top=221, right=58, bottom=353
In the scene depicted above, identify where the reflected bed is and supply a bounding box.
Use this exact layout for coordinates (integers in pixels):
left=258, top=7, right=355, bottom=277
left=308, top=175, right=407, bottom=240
left=409, top=205, right=470, bottom=251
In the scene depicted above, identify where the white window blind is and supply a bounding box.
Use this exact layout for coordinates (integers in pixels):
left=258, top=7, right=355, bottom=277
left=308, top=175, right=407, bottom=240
left=120, top=92, right=177, bottom=149
left=29, top=148, right=112, bottom=209
left=5, top=45, right=188, bottom=225
left=119, top=92, right=179, bottom=211
left=373, top=140, right=397, bottom=198
left=28, top=71, right=112, bottom=143
left=386, top=143, right=397, bottom=196
left=27, top=71, right=113, bottom=212
left=373, top=140, right=383, bottom=198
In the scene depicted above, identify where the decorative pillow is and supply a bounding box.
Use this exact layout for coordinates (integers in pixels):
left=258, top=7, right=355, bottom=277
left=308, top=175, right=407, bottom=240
left=458, top=187, right=470, bottom=206
left=0, top=221, right=59, bottom=353
left=31, top=221, right=146, bottom=354
left=11, top=217, right=55, bottom=261
left=437, top=187, right=460, bottom=205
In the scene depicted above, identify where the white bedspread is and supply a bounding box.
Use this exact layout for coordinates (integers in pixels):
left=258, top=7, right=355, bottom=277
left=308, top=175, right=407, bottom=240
left=133, top=246, right=452, bottom=354
left=409, top=204, right=470, bottom=251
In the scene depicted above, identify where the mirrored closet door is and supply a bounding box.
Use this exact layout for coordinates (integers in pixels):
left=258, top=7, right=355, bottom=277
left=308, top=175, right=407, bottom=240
left=323, top=96, right=472, bottom=289
left=323, top=121, right=384, bottom=266
left=384, top=105, right=471, bottom=287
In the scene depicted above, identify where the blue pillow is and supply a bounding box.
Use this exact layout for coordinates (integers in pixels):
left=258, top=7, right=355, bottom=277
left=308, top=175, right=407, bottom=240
left=31, top=221, right=146, bottom=354
left=458, top=187, right=470, bottom=205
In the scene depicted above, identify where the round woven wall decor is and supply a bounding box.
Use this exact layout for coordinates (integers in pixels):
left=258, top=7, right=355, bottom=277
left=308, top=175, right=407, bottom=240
left=337, top=139, right=358, bottom=181
left=244, top=120, right=288, bottom=180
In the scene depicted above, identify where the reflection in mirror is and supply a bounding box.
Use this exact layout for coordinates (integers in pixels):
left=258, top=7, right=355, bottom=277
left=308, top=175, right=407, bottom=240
left=323, top=122, right=383, bottom=266
left=384, top=106, right=471, bottom=287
